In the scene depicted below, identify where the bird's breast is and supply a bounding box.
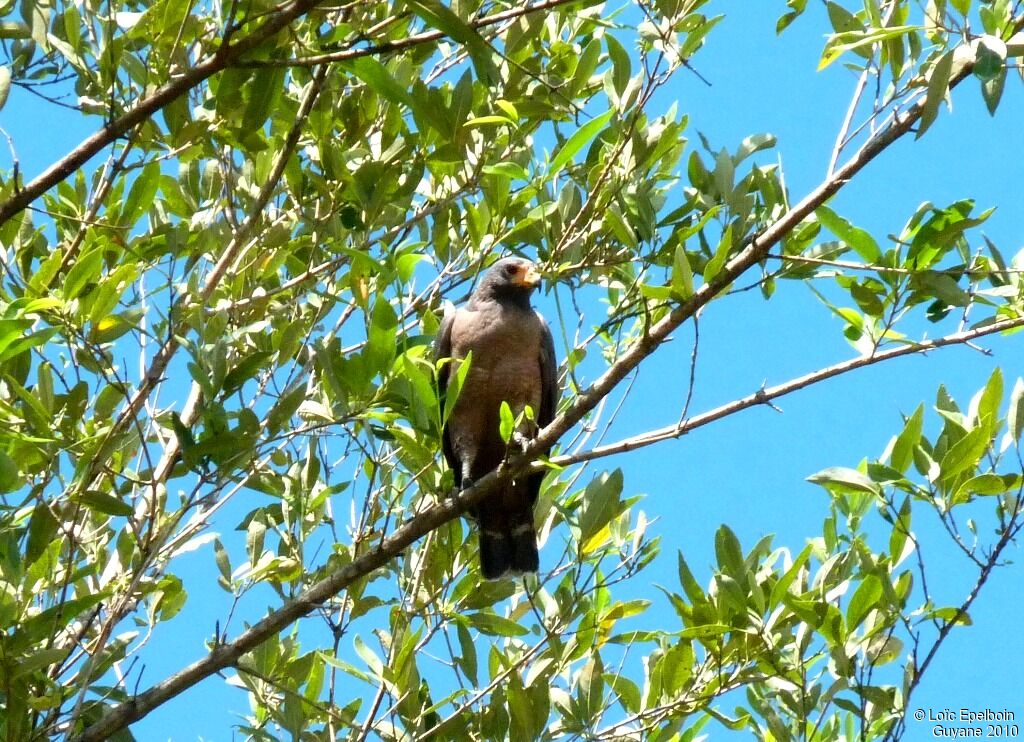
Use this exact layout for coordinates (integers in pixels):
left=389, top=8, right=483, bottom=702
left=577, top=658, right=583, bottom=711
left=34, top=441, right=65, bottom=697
left=449, top=307, right=543, bottom=408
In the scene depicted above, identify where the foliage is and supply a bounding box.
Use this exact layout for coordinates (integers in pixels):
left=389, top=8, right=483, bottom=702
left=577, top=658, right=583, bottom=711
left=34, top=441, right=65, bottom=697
left=0, top=0, right=1022, bottom=739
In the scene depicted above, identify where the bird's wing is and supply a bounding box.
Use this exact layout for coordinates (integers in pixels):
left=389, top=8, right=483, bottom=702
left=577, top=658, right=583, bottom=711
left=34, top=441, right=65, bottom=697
left=537, top=312, right=558, bottom=429
left=434, top=305, right=460, bottom=484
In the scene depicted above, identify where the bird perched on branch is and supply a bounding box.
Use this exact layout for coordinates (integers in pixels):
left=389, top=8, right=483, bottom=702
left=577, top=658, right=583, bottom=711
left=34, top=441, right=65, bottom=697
left=435, top=258, right=558, bottom=580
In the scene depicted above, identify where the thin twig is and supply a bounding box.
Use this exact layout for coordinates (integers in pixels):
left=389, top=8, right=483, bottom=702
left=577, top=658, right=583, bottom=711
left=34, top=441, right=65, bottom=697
left=549, top=314, right=1024, bottom=468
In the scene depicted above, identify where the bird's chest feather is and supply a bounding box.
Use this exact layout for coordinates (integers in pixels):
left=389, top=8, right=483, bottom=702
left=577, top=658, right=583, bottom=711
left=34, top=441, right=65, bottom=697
left=450, top=305, right=542, bottom=408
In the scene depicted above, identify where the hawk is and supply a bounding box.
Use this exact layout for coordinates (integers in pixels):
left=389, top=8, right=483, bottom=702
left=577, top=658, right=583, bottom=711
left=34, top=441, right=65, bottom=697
left=435, top=258, right=558, bottom=579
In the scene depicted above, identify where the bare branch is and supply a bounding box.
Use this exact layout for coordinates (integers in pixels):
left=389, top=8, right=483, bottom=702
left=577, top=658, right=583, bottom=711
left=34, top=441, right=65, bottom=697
left=551, top=315, right=1024, bottom=468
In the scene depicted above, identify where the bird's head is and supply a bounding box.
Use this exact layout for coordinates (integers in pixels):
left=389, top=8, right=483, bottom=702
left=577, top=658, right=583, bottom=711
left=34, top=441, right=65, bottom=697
left=474, top=258, right=541, bottom=306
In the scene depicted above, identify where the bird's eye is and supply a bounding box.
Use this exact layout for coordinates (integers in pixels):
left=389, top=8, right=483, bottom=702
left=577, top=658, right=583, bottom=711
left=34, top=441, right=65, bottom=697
left=504, top=264, right=517, bottom=276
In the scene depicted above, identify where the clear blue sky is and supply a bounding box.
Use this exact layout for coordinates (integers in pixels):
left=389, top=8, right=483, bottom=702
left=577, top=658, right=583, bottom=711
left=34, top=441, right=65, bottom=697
left=5, top=3, right=1023, bottom=738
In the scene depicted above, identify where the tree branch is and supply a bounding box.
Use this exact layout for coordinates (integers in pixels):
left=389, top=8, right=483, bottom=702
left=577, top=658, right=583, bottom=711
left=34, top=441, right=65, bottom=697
left=0, top=0, right=322, bottom=227
left=550, top=315, right=1024, bottom=468
left=245, top=0, right=586, bottom=68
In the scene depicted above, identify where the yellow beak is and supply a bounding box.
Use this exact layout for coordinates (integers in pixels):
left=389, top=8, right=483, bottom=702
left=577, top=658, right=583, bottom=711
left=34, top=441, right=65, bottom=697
left=519, top=264, right=542, bottom=288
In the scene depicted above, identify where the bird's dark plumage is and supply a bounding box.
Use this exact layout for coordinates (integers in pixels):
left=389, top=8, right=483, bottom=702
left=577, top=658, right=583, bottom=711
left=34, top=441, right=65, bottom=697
left=435, top=258, right=558, bottom=579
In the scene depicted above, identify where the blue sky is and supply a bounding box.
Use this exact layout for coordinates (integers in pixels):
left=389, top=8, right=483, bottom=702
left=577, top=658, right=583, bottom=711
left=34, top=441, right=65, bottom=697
left=5, top=2, right=1024, bottom=738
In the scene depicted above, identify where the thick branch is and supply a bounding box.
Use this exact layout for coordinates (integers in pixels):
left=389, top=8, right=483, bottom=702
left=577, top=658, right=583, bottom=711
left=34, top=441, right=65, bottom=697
left=0, top=0, right=321, bottom=226
left=71, top=479, right=488, bottom=741
left=248, top=0, right=583, bottom=67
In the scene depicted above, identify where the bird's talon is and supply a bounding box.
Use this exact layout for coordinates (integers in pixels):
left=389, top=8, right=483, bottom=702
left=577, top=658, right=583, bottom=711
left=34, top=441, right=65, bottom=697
left=511, top=431, right=532, bottom=453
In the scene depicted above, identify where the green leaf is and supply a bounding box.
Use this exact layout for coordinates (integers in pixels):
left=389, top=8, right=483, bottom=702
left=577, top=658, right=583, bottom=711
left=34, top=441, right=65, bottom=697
left=442, top=351, right=472, bottom=426
left=849, top=281, right=884, bottom=317
left=0, top=22, right=31, bottom=39
left=354, top=635, right=384, bottom=677
left=464, top=115, right=515, bottom=128
left=888, top=496, right=913, bottom=565
left=507, top=672, right=537, bottom=739
left=579, top=469, right=624, bottom=544
left=268, top=384, right=306, bottom=435
left=826, top=2, right=863, bottom=35
left=365, top=299, right=398, bottom=376
left=241, top=65, right=286, bottom=135
left=816, top=205, right=881, bottom=262
left=676, top=551, right=706, bottom=604
left=890, top=404, right=924, bottom=473
left=74, top=489, right=134, bottom=517
left=604, top=672, right=640, bottom=714
left=0, top=450, right=22, bottom=494
left=25, top=503, right=58, bottom=565
left=343, top=56, right=416, bottom=111
left=973, top=36, right=1006, bottom=82
left=703, top=223, right=733, bottom=284
left=87, top=263, right=139, bottom=325
left=12, top=648, right=68, bottom=678
left=0, top=323, right=57, bottom=364
left=396, top=253, right=427, bottom=283
left=846, top=574, right=882, bottom=629
left=467, top=612, right=529, bottom=637
left=769, top=543, right=813, bottom=607
left=548, top=110, right=614, bottom=176
left=1007, top=378, right=1024, bottom=443
left=456, top=620, right=477, bottom=685
left=605, top=35, right=631, bottom=96
left=907, top=200, right=991, bottom=268
left=214, top=537, right=231, bottom=582
left=777, top=0, right=807, bottom=34
left=121, top=161, right=160, bottom=226
left=407, top=0, right=498, bottom=84
left=19, top=593, right=107, bottom=644
left=734, top=133, right=777, bottom=162
left=678, top=624, right=731, bottom=639
left=714, top=525, right=744, bottom=578
left=915, top=271, right=969, bottom=307
left=819, top=27, right=919, bottom=70
left=223, top=351, right=272, bottom=396
left=939, top=426, right=990, bottom=483
left=63, top=247, right=104, bottom=300
left=981, top=65, right=1006, bottom=115
left=498, top=400, right=514, bottom=444
left=807, top=466, right=881, bottom=496
left=917, top=49, right=954, bottom=139
left=20, top=297, right=63, bottom=315
left=924, top=605, right=971, bottom=626
left=671, top=243, right=694, bottom=299
left=973, top=367, right=1003, bottom=432
left=0, top=319, right=30, bottom=355
left=482, top=162, right=529, bottom=181
left=954, top=474, right=1015, bottom=503
left=0, top=65, right=10, bottom=112
left=90, top=311, right=142, bottom=344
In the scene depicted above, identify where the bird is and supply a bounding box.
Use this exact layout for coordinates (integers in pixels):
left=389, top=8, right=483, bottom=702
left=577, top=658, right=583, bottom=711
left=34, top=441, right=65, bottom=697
left=434, top=257, right=558, bottom=579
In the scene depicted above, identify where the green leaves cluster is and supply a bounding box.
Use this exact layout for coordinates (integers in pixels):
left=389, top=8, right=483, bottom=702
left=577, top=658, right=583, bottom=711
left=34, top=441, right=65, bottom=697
left=795, top=198, right=1022, bottom=354
left=0, top=0, right=1022, bottom=739
left=781, top=0, right=1024, bottom=128
left=640, top=371, right=1023, bottom=741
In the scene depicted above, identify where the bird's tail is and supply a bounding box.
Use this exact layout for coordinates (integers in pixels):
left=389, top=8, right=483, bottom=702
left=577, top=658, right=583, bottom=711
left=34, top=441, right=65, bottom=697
left=479, top=520, right=538, bottom=580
